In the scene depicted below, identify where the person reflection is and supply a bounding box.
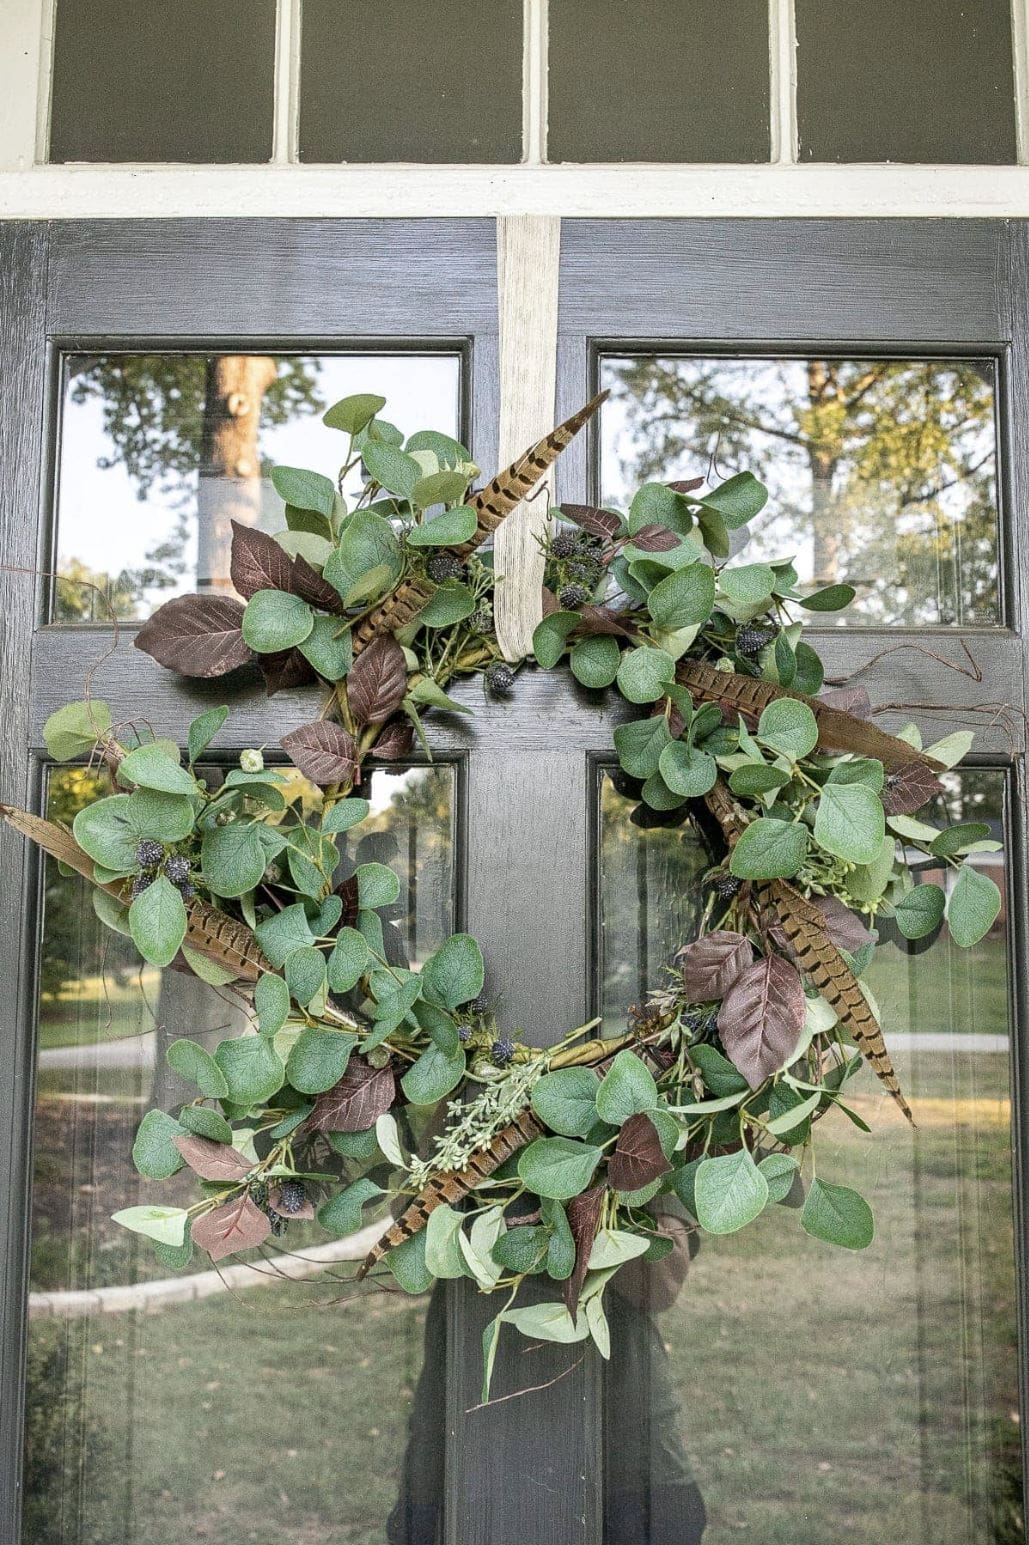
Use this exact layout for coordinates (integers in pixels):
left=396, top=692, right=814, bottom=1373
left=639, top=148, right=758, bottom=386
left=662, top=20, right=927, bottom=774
left=386, top=1197, right=705, bottom=1545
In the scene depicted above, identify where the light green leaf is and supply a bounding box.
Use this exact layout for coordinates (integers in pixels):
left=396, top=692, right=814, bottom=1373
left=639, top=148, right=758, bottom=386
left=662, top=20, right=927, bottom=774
left=284, top=946, right=327, bottom=1008
left=814, top=783, right=886, bottom=865
left=647, top=565, right=715, bottom=630
left=613, top=715, right=672, bottom=779
left=125, top=789, right=196, bottom=842
left=756, top=698, right=819, bottom=761
left=518, top=1137, right=602, bottom=1200
left=729, top=817, right=809, bottom=880
left=128, top=874, right=187, bottom=967
left=425, top=1203, right=468, bottom=1279
left=201, top=823, right=268, bottom=898
left=796, top=584, right=857, bottom=612
left=616, top=645, right=676, bottom=704
left=44, top=699, right=113, bottom=761
left=533, top=609, right=579, bottom=668
left=407, top=502, right=477, bottom=541
left=112, top=1205, right=189, bottom=1247
left=187, top=706, right=229, bottom=765
left=587, top=1229, right=652, bottom=1270
left=118, top=743, right=195, bottom=796
left=801, top=1178, right=874, bottom=1249
left=595, top=1050, right=658, bottom=1125
left=270, top=465, right=336, bottom=516
left=132, top=1109, right=186, bottom=1179
left=214, top=1036, right=285, bottom=1106
left=697, top=471, right=767, bottom=529
left=694, top=1149, right=768, bottom=1233
left=321, top=797, right=369, bottom=833
left=355, top=862, right=401, bottom=910
left=165, top=1039, right=229, bottom=1098
left=720, top=563, right=776, bottom=605
left=255, top=903, right=316, bottom=967
left=758, top=1152, right=800, bottom=1204
left=417, top=580, right=476, bottom=628
left=322, top=393, right=386, bottom=435
left=531, top=1067, right=601, bottom=1138
left=893, top=883, right=946, bottom=940
left=658, top=741, right=717, bottom=797
left=570, top=635, right=621, bottom=689
left=421, top=933, right=484, bottom=1011
left=728, top=763, right=790, bottom=797
left=401, top=1042, right=466, bottom=1105
left=386, top=1229, right=434, bottom=1294
left=242, top=589, right=314, bottom=652
left=362, top=442, right=421, bottom=500
left=946, top=864, right=1002, bottom=948
left=318, top=1177, right=385, bottom=1236
left=924, top=730, right=975, bottom=769
left=327, top=928, right=370, bottom=993
left=254, top=971, right=291, bottom=1035
left=298, top=614, right=353, bottom=680
left=501, top=1302, right=591, bottom=1344
left=286, top=1027, right=357, bottom=1094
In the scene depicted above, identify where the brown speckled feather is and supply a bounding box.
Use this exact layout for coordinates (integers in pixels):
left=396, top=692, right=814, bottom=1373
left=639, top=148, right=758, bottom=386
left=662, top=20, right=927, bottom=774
left=350, top=392, right=608, bottom=657
left=703, top=781, right=913, bottom=1124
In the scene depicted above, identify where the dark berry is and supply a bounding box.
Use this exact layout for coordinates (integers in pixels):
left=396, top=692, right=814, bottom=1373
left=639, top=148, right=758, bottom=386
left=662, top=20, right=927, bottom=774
left=458, top=1025, right=473, bottom=1043
left=426, top=553, right=464, bottom=584
left=178, top=883, right=195, bottom=902
left=735, top=625, right=775, bottom=658
left=466, top=991, right=491, bottom=1015
left=567, top=558, right=604, bottom=586
left=250, top=1181, right=269, bottom=1210
left=491, top=1036, right=516, bottom=1066
left=164, top=854, right=191, bottom=884
left=573, top=530, right=604, bottom=555
left=549, top=530, right=579, bottom=558
left=267, top=1210, right=287, bottom=1237
left=469, top=606, right=494, bottom=635
left=485, top=662, right=515, bottom=694
left=135, top=839, right=165, bottom=869
left=710, top=871, right=742, bottom=903
left=131, top=873, right=154, bottom=898
left=277, top=1179, right=307, bottom=1215
left=558, top=584, right=590, bottom=610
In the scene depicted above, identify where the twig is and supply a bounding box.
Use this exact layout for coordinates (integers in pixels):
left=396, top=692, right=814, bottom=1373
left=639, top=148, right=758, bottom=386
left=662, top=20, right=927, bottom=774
left=464, top=1350, right=587, bottom=1413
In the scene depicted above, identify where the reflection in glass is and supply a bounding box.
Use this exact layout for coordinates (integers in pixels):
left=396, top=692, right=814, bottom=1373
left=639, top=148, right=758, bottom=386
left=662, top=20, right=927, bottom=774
left=600, top=356, right=1000, bottom=627
left=23, top=764, right=454, bottom=1545
left=596, top=769, right=1021, bottom=1544
left=54, top=352, right=463, bottom=622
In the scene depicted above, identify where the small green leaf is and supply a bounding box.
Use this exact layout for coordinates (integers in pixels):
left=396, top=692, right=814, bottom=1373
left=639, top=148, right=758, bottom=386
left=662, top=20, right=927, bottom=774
left=417, top=580, right=476, bottom=628
left=421, top=933, right=484, bottom=1011
left=758, top=1152, right=800, bottom=1204
left=425, top=1203, right=468, bottom=1279
left=893, top=883, right=946, bottom=940
left=285, top=946, right=328, bottom=1008
left=729, top=817, right=809, bottom=880
left=728, top=763, right=790, bottom=797
left=214, top=1036, right=285, bottom=1106
left=254, top=971, right=291, bottom=1035
left=569, top=635, right=621, bottom=689
left=387, top=1229, right=434, bottom=1293
left=720, top=563, right=776, bottom=606
left=517, top=1137, right=603, bottom=1201
left=112, top=1205, right=189, bottom=1247
left=187, top=706, right=229, bottom=765
left=132, top=1110, right=186, bottom=1179
left=647, top=565, right=715, bottom=630
left=658, top=741, right=717, bottom=797
left=201, top=823, right=268, bottom=899
left=327, top=928, right=370, bottom=993
left=616, top=646, right=676, bottom=704
left=242, top=589, right=314, bottom=652
left=179, top=1105, right=234, bottom=1144
left=129, top=874, right=187, bottom=967
left=299, top=614, right=353, bottom=680
left=502, top=1302, right=590, bottom=1344
left=407, top=502, right=477, bottom=542
left=401, top=1042, right=466, bottom=1105
left=756, top=699, right=819, bottom=761
left=531, top=1067, right=601, bottom=1138
left=320, top=797, right=370, bottom=833
left=322, top=393, right=386, bottom=435
left=286, top=1027, right=357, bottom=1094
left=801, top=1178, right=874, bottom=1249
left=797, top=584, right=857, bottom=612
left=814, top=783, right=886, bottom=865
left=44, top=699, right=113, bottom=761
left=697, top=471, right=767, bottom=529
left=318, top=1177, right=385, bottom=1236
left=270, top=465, right=337, bottom=517
left=165, top=1039, right=229, bottom=1098
left=694, top=1149, right=768, bottom=1233
left=118, top=743, right=195, bottom=796
left=362, top=442, right=421, bottom=500
left=533, top=610, right=579, bottom=668
left=946, top=864, right=1002, bottom=948
left=613, top=716, right=672, bottom=779
left=595, top=1050, right=659, bottom=1125
left=355, top=862, right=401, bottom=910
left=930, top=822, right=991, bottom=857
left=255, top=903, right=316, bottom=967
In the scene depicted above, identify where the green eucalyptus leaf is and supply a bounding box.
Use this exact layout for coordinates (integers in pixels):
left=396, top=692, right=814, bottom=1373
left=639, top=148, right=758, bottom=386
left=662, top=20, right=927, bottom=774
left=814, top=783, right=886, bottom=865
left=254, top=971, right=291, bottom=1035
left=318, top=1176, right=385, bottom=1236
left=729, top=817, right=809, bottom=880
left=417, top=580, right=476, bottom=628
left=946, top=864, right=1002, bottom=948
left=201, top=823, right=269, bottom=899
left=570, top=635, right=621, bottom=689
left=800, top=1178, right=874, bottom=1249
left=286, top=1027, right=357, bottom=1094
left=421, top=933, right=484, bottom=1011
left=647, top=565, right=715, bottom=630
left=533, top=610, right=579, bottom=668
left=694, top=1149, right=768, bottom=1233
left=165, top=1039, right=229, bottom=1098
left=285, top=946, right=328, bottom=1008
left=214, top=1036, right=285, bottom=1106
left=658, top=741, right=717, bottom=797
left=893, top=883, right=947, bottom=940
left=616, top=646, right=676, bottom=704
left=270, top=465, right=336, bottom=517
left=756, top=699, right=819, bottom=761
left=517, top=1137, right=603, bottom=1201
left=531, top=1067, right=601, bottom=1138
left=44, top=699, right=113, bottom=761
left=322, top=393, right=386, bottom=435
left=613, top=716, right=672, bottom=779
left=298, top=614, right=353, bottom=680
left=595, top=1051, right=658, bottom=1126
left=187, top=705, right=229, bottom=765
left=401, top=1042, right=466, bottom=1105
left=242, top=589, right=314, bottom=653
left=128, top=874, right=187, bottom=967
left=132, top=1109, right=186, bottom=1179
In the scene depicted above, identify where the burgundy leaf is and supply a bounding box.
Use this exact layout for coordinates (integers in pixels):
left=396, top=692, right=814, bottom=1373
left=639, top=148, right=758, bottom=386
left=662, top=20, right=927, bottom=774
left=259, top=647, right=318, bottom=696
left=346, top=635, right=408, bottom=727
left=292, top=553, right=346, bottom=613
left=575, top=605, right=636, bottom=639
left=541, top=587, right=560, bottom=617
left=308, top=1056, right=395, bottom=1132
left=667, top=477, right=704, bottom=494
left=629, top=524, right=681, bottom=553
left=334, top=873, right=360, bottom=930
left=717, top=955, right=806, bottom=1088
left=564, top=1183, right=606, bottom=1320
left=607, top=1112, right=672, bottom=1194
left=172, top=1134, right=252, bottom=1182
left=280, top=721, right=359, bottom=787
left=191, top=1194, right=271, bottom=1262
left=134, top=594, right=254, bottom=678
left=675, top=931, right=754, bottom=1003
left=881, top=761, right=944, bottom=816
left=819, top=686, right=873, bottom=720
left=229, top=520, right=296, bottom=600
left=373, top=717, right=415, bottom=761
left=560, top=503, right=623, bottom=541
left=268, top=1184, right=315, bottom=1221
left=812, top=894, right=873, bottom=953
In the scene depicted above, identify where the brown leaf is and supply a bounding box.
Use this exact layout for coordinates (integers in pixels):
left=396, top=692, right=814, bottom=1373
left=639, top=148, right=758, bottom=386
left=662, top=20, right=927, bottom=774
left=818, top=686, right=873, bottom=719
left=629, top=523, right=681, bottom=552
left=334, top=873, right=360, bottom=930
left=559, top=504, right=623, bottom=541
left=675, top=931, right=753, bottom=1003
left=191, top=1194, right=271, bottom=1262
left=172, top=1134, right=252, bottom=1182
left=134, top=594, right=254, bottom=678
left=308, top=1056, right=395, bottom=1132
left=541, top=587, right=560, bottom=617
left=346, top=635, right=408, bottom=727
left=575, top=605, right=636, bottom=639
left=292, top=554, right=346, bottom=613
left=229, top=520, right=296, bottom=600
left=812, top=895, right=873, bottom=953
left=881, top=761, right=944, bottom=816
left=667, top=477, right=704, bottom=494
left=717, top=955, right=807, bottom=1088
left=373, top=717, right=415, bottom=761
left=280, top=721, right=359, bottom=787
left=259, top=647, right=318, bottom=695
left=607, top=1112, right=672, bottom=1194
left=564, top=1183, right=606, bottom=1321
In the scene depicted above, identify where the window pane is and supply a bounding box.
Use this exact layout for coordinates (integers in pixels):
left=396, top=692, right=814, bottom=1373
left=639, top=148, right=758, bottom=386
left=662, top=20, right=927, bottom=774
left=596, top=767, right=1021, bottom=1543
left=48, top=0, right=276, bottom=164
left=299, top=0, right=522, bottom=163
left=600, top=355, right=1001, bottom=627
left=796, top=0, right=1017, bottom=165
left=24, top=763, right=455, bottom=1545
left=548, top=0, right=769, bottom=163
left=53, top=352, right=462, bottom=622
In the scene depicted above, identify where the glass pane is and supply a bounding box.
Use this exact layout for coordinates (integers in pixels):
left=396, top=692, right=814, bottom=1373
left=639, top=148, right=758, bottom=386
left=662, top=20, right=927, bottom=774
left=299, top=0, right=522, bottom=162
left=796, top=0, right=1017, bottom=165
left=49, top=0, right=276, bottom=164
left=548, top=0, right=769, bottom=163
left=24, top=763, right=455, bottom=1545
left=596, top=767, right=1021, bottom=1544
left=53, top=352, right=463, bottom=622
left=600, top=355, right=1001, bottom=627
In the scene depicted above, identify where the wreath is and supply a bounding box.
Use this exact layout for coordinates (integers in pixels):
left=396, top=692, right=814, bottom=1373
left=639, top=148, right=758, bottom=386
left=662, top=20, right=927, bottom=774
left=4, top=387, right=1000, bottom=1397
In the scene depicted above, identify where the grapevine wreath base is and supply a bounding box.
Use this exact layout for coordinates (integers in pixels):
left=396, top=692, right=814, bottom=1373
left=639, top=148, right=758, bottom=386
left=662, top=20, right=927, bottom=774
left=3, top=387, right=1000, bottom=1396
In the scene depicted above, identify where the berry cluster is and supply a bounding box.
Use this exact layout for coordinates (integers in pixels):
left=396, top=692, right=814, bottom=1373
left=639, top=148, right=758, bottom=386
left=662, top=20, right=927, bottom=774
left=485, top=661, right=515, bottom=695
left=545, top=526, right=607, bottom=606
left=132, top=841, right=194, bottom=901
left=735, top=624, right=776, bottom=658
left=426, top=552, right=465, bottom=585
left=709, top=871, right=742, bottom=903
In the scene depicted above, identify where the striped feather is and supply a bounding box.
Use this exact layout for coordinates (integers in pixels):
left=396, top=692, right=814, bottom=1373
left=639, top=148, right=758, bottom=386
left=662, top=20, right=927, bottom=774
left=351, top=392, right=608, bottom=657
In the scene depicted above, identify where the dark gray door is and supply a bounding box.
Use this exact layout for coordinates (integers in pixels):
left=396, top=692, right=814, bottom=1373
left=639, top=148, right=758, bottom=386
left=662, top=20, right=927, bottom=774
left=1, top=218, right=1026, bottom=1545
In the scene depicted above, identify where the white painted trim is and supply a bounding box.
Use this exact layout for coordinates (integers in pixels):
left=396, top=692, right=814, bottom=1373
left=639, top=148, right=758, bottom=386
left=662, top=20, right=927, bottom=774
left=493, top=215, right=561, bottom=661
left=4, top=162, right=1029, bottom=218
left=272, top=0, right=303, bottom=165
left=0, top=0, right=50, bottom=171
left=769, top=0, right=798, bottom=164
left=522, top=0, right=548, bottom=165
left=1013, top=0, right=1029, bottom=163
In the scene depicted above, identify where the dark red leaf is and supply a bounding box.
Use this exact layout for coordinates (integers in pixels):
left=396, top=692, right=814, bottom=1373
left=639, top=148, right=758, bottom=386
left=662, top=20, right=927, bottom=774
left=667, top=478, right=704, bottom=494
left=229, top=520, right=296, bottom=600
left=280, top=721, right=359, bottom=787
left=560, top=504, right=623, bottom=541
left=259, top=647, right=317, bottom=695
left=334, top=873, right=360, bottom=930
left=191, top=1194, right=270, bottom=1262
left=575, top=605, right=636, bottom=639
left=607, top=1112, right=672, bottom=1194
left=819, top=686, right=873, bottom=720
left=172, top=1134, right=252, bottom=1182
left=134, top=594, right=254, bottom=678
left=629, top=524, right=680, bottom=553
left=541, top=587, right=560, bottom=617
left=308, top=1056, right=395, bottom=1132
left=881, top=761, right=944, bottom=816
left=292, top=553, right=346, bottom=613
left=813, top=895, right=873, bottom=953
left=675, top=931, right=753, bottom=1003
left=346, top=635, right=408, bottom=727
left=564, top=1183, right=606, bottom=1321
left=717, top=955, right=806, bottom=1088
left=373, top=717, right=415, bottom=761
